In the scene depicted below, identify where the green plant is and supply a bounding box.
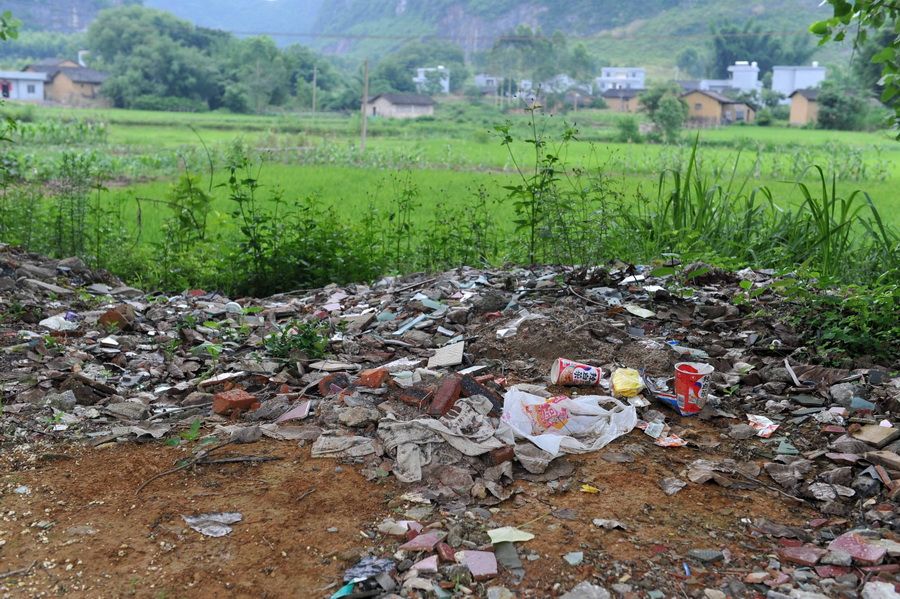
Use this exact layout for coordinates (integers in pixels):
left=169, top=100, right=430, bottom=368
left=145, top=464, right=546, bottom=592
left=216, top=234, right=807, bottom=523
left=165, top=419, right=203, bottom=446
left=263, top=319, right=329, bottom=360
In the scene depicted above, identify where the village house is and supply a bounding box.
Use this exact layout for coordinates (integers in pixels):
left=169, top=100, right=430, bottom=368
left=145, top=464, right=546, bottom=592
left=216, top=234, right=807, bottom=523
left=679, top=61, right=761, bottom=95
left=0, top=71, right=47, bottom=102
left=682, top=89, right=755, bottom=126
left=365, top=93, right=435, bottom=119
left=595, top=67, right=645, bottom=91
left=473, top=73, right=500, bottom=95
left=789, top=89, right=819, bottom=126
left=24, top=59, right=109, bottom=107
left=412, top=66, right=450, bottom=94
left=601, top=88, right=642, bottom=113
left=772, top=63, right=826, bottom=104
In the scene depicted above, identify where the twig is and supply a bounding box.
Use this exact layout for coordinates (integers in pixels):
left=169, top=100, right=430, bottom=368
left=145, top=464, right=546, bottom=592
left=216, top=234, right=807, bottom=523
left=736, top=471, right=808, bottom=504
left=566, top=286, right=607, bottom=307
left=0, top=560, right=36, bottom=580
left=394, top=276, right=437, bottom=294
left=198, top=456, right=281, bottom=465
left=296, top=487, right=316, bottom=502
left=135, top=440, right=233, bottom=495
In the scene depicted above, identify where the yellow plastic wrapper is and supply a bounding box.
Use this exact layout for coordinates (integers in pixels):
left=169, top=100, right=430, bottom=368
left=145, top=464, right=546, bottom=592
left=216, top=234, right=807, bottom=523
left=612, top=368, right=644, bottom=398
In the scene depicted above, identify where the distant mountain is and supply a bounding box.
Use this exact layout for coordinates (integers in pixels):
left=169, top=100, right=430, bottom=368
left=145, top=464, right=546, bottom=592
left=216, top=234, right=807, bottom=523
left=309, top=0, right=837, bottom=66
left=143, top=0, right=323, bottom=44
left=5, top=0, right=842, bottom=69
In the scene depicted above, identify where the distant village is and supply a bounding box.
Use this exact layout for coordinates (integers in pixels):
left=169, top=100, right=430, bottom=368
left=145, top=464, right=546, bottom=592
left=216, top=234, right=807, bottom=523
left=0, top=52, right=826, bottom=128
left=367, top=60, right=827, bottom=128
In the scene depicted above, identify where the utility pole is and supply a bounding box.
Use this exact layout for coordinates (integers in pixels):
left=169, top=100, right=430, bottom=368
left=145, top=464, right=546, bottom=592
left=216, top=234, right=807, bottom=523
left=311, top=65, right=317, bottom=113
left=360, top=59, right=369, bottom=152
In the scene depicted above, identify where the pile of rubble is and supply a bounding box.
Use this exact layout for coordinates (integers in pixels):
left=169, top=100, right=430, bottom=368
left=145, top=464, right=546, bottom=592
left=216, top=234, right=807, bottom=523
left=1, top=244, right=898, bottom=598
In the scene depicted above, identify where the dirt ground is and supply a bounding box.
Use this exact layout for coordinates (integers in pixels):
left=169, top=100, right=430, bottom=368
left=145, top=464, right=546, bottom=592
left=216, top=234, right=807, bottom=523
left=1, top=426, right=812, bottom=599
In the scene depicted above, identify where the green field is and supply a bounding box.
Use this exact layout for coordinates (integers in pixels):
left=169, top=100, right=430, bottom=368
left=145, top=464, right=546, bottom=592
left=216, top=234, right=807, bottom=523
left=1, top=99, right=897, bottom=298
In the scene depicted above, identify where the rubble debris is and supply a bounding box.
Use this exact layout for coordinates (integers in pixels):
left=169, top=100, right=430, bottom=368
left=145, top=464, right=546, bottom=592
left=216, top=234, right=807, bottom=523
left=2, top=246, right=899, bottom=598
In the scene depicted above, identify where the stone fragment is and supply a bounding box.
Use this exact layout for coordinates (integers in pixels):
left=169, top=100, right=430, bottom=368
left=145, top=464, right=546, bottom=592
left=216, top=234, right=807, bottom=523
left=865, top=451, right=900, bottom=471
left=98, top=304, right=135, bottom=330
left=829, top=383, right=864, bottom=405
left=410, top=555, right=438, bottom=572
left=337, top=406, right=380, bottom=428
left=563, top=551, right=584, bottom=566
left=427, top=341, right=464, bottom=368
left=852, top=425, right=900, bottom=449
left=104, top=402, right=148, bottom=421
left=861, top=581, right=900, bottom=599
left=828, top=532, right=887, bottom=565
left=457, top=550, right=497, bottom=580
left=44, top=390, right=77, bottom=411
left=821, top=549, right=852, bottom=566
left=688, top=549, right=724, bottom=563
left=729, top=424, right=756, bottom=440
left=560, top=581, right=611, bottom=599
left=659, top=477, right=687, bottom=495
left=399, top=533, right=440, bottom=552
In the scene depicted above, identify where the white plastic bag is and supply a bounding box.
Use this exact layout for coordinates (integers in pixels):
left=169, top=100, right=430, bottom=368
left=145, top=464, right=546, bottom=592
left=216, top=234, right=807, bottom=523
left=500, top=389, right=637, bottom=457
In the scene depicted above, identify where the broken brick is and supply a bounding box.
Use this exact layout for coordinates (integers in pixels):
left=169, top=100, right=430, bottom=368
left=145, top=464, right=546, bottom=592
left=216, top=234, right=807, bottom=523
left=98, top=304, right=135, bottom=331
left=399, top=533, right=440, bottom=552
left=457, top=550, right=497, bottom=580
left=777, top=544, right=826, bottom=566
left=212, top=388, right=258, bottom=416
left=459, top=374, right=503, bottom=414
left=357, top=367, right=388, bottom=389
left=489, top=446, right=515, bottom=465
left=436, top=542, right=455, bottom=563
left=317, top=372, right=351, bottom=396
left=815, top=565, right=851, bottom=578
left=428, top=375, right=461, bottom=416
left=398, top=386, right=433, bottom=409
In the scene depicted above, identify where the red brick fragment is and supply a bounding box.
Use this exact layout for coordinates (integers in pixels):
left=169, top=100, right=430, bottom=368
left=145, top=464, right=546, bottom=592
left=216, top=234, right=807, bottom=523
left=212, top=388, right=258, bottom=415
left=815, top=565, right=851, bottom=578
left=398, top=387, right=433, bottom=409
left=436, top=542, right=455, bottom=563
left=357, top=367, right=389, bottom=389
left=489, top=446, right=515, bottom=465
left=777, top=544, right=826, bottom=566
left=429, top=376, right=461, bottom=416
left=317, top=373, right=351, bottom=396
left=828, top=532, right=887, bottom=565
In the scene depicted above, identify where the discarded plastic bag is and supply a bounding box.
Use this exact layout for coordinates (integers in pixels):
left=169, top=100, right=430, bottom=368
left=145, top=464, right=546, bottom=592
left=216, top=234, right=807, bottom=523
left=500, top=389, right=636, bottom=457
left=611, top=368, right=644, bottom=397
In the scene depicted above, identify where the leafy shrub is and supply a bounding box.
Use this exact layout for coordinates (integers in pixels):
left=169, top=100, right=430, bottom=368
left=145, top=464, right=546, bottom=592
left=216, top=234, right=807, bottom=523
left=130, top=95, right=209, bottom=113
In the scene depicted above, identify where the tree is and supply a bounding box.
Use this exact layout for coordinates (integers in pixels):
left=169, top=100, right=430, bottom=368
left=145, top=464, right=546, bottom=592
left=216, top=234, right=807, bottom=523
left=639, top=82, right=685, bottom=115
left=710, top=21, right=815, bottom=77
left=677, top=48, right=706, bottom=78
left=371, top=41, right=467, bottom=94
left=817, top=80, right=867, bottom=130
left=812, top=2, right=899, bottom=134
left=653, top=94, right=687, bottom=143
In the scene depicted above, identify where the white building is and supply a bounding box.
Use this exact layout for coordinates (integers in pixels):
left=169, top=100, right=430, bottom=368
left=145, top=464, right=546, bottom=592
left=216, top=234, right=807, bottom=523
left=473, top=73, right=500, bottom=93
left=680, top=61, right=761, bottom=95
left=0, top=71, right=46, bottom=102
left=596, top=67, right=645, bottom=91
left=413, top=66, right=450, bottom=94
left=772, top=63, right=826, bottom=104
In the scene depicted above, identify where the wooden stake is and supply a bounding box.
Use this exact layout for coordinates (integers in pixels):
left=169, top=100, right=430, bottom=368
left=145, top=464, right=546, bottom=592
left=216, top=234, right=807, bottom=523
left=360, top=59, right=368, bottom=152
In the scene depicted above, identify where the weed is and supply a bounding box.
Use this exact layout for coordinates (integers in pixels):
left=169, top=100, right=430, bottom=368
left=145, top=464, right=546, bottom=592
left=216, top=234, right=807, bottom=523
left=263, top=320, right=329, bottom=360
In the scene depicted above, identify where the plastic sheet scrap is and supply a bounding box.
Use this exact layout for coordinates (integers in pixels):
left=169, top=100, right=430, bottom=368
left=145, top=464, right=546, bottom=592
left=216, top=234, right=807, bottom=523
left=500, top=389, right=636, bottom=458
left=182, top=512, right=243, bottom=537
left=747, top=414, right=779, bottom=438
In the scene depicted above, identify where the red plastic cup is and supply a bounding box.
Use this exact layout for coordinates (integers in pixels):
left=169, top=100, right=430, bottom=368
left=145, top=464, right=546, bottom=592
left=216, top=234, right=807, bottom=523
left=673, top=362, right=714, bottom=414
left=550, top=358, right=602, bottom=386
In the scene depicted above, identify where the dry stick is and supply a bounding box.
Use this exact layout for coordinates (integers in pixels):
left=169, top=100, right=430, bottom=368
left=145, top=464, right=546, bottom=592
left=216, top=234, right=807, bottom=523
left=296, top=487, right=316, bottom=502
left=198, top=456, right=281, bottom=465
left=393, top=276, right=438, bottom=294
left=735, top=471, right=808, bottom=504
left=566, top=285, right=607, bottom=307
left=0, top=561, right=37, bottom=580
left=135, top=440, right=234, bottom=495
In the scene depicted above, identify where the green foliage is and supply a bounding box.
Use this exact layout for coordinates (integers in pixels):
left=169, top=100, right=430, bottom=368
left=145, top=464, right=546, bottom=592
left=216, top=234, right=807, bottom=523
left=653, top=95, right=687, bottom=144
left=615, top=116, right=641, bottom=143
left=264, top=319, right=330, bottom=360
left=811, top=1, right=900, bottom=136
left=710, top=20, right=815, bottom=77
left=677, top=47, right=707, bottom=78
left=817, top=81, right=868, bottom=131
left=371, top=41, right=467, bottom=94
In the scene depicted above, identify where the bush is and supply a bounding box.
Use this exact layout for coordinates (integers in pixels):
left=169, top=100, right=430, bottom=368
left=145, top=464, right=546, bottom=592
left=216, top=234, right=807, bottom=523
left=615, top=116, right=642, bottom=142
left=130, top=95, right=209, bottom=113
